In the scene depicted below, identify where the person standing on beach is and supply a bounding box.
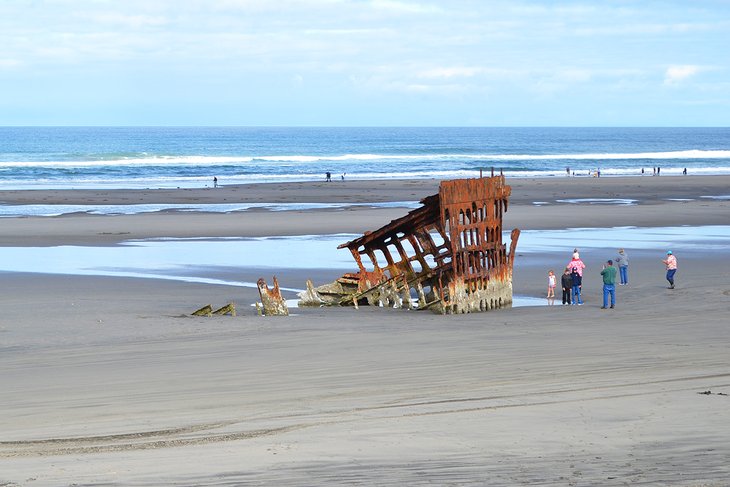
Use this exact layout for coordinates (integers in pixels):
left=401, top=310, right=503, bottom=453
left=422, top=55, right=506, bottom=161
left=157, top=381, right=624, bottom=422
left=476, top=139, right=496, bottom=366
left=662, top=250, right=678, bottom=289
left=325, top=172, right=332, bottom=182
left=213, top=176, right=218, bottom=188
left=600, top=259, right=617, bottom=309
left=567, top=251, right=585, bottom=305
left=567, top=251, right=585, bottom=277
left=561, top=267, right=572, bottom=305
left=547, top=270, right=556, bottom=300
left=615, top=248, right=629, bottom=285
left=570, top=267, right=583, bottom=305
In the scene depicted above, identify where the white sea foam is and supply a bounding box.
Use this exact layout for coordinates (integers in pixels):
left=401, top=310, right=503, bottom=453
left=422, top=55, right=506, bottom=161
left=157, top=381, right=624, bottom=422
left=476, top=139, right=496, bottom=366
left=700, top=195, right=730, bottom=200
left=2, top=149, right=729, bottom=168
left=556, top=198, right=637, bottom=206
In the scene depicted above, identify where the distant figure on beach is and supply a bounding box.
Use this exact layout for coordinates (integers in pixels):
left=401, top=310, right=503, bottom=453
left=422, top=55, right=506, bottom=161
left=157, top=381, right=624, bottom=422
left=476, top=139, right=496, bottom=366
left=662, top=250, right=678, bottom=289
left=325, top=172, right=331, bottom=182
left=561, top=268, right=572, bottom=305
left=653, top=167, right=656, bottom=176
left=597, top=168, right=601, bottom=178
left=547, top=270, right=556, bottom=299
left=657, top=166, right=661, bottom=175
left=683, top=167, right=687, bottom=175
left=213, top=177, right=218, bottom=188
left=341, top=172, right=346, bottom=181
left=570, top=267, right=583, bottom=305
left=615, top=248, right=629, bottom=285
left=641, top=168, right=645, bottom=175
left=566, top=167, right=570, bottom=176
left=600, top=259, right=617, bottom=309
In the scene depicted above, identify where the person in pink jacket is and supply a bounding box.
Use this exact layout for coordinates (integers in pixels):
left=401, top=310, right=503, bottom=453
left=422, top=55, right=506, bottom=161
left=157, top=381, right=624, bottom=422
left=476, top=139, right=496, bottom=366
left=567, top=254, right=586, bottom=277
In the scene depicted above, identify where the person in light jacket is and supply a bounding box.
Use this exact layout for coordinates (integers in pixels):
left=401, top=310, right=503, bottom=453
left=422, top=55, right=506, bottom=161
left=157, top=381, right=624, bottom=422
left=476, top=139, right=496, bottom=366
left=662, top=250, right=678, bottom=289
left=615, top=248, right=629, bottom=285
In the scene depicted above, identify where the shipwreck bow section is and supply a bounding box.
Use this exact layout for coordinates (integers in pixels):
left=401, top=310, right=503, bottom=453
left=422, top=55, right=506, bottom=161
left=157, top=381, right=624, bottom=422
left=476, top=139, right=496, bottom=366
left=299, top=175, right=520, bottom=314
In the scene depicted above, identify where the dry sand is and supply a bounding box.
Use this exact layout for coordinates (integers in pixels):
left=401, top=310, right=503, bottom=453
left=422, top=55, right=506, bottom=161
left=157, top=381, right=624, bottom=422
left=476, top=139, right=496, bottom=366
left=1, top=175, right=730, bottom=486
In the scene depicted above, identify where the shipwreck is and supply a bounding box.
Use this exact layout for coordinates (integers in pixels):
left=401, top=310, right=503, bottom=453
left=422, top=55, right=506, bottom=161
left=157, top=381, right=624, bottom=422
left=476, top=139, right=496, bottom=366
left=298, top=174, right=520, bottom=314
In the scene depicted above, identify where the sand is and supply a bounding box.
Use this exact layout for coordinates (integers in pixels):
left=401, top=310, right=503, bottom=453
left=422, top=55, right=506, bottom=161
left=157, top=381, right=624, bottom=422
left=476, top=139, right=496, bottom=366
left=1, top=175, right=730, bottom=486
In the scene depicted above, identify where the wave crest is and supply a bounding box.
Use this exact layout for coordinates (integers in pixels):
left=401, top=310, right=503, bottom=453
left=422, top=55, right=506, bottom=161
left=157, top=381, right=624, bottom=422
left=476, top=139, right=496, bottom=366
left=2, top=149, right=729, bottom=168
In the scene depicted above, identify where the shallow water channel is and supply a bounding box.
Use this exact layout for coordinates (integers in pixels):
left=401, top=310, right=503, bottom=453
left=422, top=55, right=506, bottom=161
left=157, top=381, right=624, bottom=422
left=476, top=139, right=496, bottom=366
left=3, top=226, right=729, bottom=306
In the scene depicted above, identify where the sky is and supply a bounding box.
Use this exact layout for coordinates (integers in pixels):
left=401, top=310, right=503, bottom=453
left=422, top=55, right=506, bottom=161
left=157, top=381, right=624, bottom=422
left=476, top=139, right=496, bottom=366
left=1, top=0, right=729, bottom=126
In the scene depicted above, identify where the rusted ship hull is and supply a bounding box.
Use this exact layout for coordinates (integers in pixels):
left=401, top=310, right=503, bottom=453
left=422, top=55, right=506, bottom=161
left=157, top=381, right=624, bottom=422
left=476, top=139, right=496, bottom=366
left=299, top=175, right=520, bottom=314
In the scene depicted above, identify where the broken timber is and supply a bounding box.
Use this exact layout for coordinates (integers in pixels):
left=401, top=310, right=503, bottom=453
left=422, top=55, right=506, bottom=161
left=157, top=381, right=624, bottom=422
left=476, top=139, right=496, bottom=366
left=192, top=304, right=213, bottom=317
left=298, top=175, right=520, bottom=314
left=191, top=303, right=236, bottom=317
left=213, top=303, right=236, bottom=316
left=257, top=276, right=289, bottom=316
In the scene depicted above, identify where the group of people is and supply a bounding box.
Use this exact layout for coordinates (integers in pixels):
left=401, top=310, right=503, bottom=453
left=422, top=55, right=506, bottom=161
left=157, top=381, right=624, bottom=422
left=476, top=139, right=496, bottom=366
left=547, top=248, right=678, bottom=308
left=325, top=172, right=346, bottom=182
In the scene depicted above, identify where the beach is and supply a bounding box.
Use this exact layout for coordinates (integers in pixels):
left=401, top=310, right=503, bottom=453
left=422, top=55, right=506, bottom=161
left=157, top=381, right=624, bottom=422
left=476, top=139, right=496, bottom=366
left=2, top=175, right=730, bottom=486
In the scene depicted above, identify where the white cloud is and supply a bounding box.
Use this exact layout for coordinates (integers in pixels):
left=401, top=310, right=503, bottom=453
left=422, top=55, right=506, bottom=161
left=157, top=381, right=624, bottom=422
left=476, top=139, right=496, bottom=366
left=554, top=68, right=593, bottom=83
left=0, top=58, right=21, bottom=69
left=368, top=0, right=442, bottom=14
left=664, top=65, right=702, bottom=85
left=84, top=12, right=169, bottom=28
left=418, top=67, right=482, bottom=79
left=417, top=66, right=525, bottom=80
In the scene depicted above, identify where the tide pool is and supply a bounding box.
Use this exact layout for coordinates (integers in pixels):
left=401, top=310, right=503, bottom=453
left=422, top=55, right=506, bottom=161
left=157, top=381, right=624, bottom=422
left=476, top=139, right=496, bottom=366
left=3, top=226, right=729, bottom=286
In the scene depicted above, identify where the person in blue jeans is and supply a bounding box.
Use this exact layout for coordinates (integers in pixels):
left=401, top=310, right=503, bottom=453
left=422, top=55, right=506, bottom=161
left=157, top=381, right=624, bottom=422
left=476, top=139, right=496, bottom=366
left=570, top=267, right=583, bottom=305
left=600, top=259, right=617, bottom=309
left=615, top=248, right=629, bottom=285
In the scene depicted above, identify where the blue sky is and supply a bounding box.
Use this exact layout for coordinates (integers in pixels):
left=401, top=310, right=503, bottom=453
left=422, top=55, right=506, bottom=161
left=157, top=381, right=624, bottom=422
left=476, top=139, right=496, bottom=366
left=1, top=0, right=729, bottom=126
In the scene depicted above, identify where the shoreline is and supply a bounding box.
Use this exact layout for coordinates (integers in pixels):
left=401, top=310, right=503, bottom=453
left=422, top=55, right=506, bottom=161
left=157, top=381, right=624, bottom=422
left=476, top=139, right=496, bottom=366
left=1, top=174, right=729, bottom=205
left=1, top=175, right=729, bottom=247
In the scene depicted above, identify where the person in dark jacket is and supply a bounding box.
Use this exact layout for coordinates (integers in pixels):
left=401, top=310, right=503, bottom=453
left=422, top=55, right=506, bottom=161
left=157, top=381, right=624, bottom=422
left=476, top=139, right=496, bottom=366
left=561, top=267, right=573, bottom=305
left=571, top=267, right=583, bottom=305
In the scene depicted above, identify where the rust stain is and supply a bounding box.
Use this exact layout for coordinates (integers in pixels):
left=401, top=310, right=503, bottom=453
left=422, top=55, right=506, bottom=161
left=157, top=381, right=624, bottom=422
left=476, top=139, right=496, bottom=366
left=257, top=276, right=289, bottom=316
left=299, top=175, right=520, bottom=314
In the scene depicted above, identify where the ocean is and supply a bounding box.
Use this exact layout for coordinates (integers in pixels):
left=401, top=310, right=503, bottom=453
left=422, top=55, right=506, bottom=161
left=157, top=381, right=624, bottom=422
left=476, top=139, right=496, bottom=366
left=1, top=126, right=729, bottom=190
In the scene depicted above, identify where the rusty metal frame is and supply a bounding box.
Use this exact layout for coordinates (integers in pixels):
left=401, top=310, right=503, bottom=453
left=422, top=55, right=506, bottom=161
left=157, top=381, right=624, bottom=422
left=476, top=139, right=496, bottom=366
left=336, top=175, right=520, bottom=314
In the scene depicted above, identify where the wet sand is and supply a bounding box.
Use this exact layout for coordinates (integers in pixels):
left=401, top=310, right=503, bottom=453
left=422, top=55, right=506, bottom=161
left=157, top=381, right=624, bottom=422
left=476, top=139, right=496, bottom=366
left=1, top=176, right=730, bottom=486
